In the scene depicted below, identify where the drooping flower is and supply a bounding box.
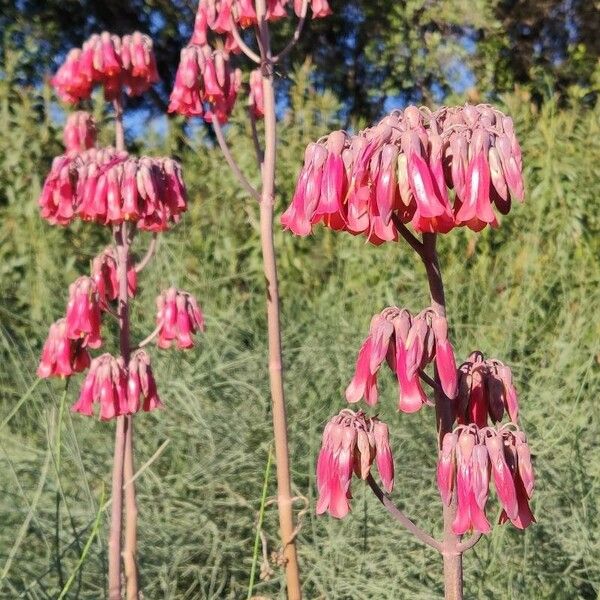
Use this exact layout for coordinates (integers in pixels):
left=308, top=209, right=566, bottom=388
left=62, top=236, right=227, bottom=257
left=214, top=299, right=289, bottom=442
left=52, top=48, right=92, bottom=103
left=436, top=424, right=535, bottom=535
left=64, top=276, right=102, bottom=348
left=127, top=350, right=162, bottom=413
left=71, top=353, right=128, bottom=419
left=283, top=104, right=525, bottom=242
left=38, top=154, right=78, bottom=226
left=91, top=247, right=137, bottom=309
left=155, top=288, right=205, bottom=349
left=63, top=111, right=97, bottom=152
left=456, top=351, right=519, bottom=427
left=248, top=69, right=264, bottom=118
left=37, top=318, right=91, bottom=378
left=345, top=306, right=458, bottom=413
left=316, top=409, right=394, bottom=518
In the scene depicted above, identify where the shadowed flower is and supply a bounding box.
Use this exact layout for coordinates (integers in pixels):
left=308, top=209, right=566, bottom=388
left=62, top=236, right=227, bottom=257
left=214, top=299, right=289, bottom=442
left=63, top=111, right=97, bottom=152
left=316, top=409, right=394, bottom=518
left=65, top=276, right=102, bottom=348
left=91, top=247, right=137, bottom=309
left=37, top=319, right=91, bottom=378
left=155, top=288, right=206, bottom=349
left=248, top=69, right=264, bottom=118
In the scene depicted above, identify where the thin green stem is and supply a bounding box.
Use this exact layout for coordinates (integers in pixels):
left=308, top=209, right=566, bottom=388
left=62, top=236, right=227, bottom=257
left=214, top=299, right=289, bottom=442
left=247, top=444, right=273, bottom=600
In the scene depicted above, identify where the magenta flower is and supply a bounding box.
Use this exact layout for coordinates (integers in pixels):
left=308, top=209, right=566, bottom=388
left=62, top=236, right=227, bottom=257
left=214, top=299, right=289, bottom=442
left=345, top=307, right=458, bottom=413
left=282, top=104, right=525, bottom=242
left=316, top=409, right=394, bottom=518
left=155, top=288, right=206, bottom=349
left=71, top=354, right=128, bottom=419
left=91, top=247, right=137, bottom=309
left=63, top=111, right=97, bottom=152
left=38, top=154, right=78, bottom=226
left=456, top=351, right=519, bottom=427
left=127, top=350, right=162, bottom=413
left=37, top=319, right=91, bottom=378
left=65, top=276, right=102, bottom=348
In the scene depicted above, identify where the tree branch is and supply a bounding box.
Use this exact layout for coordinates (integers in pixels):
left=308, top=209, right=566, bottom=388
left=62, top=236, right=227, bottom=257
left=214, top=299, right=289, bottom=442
left=212, top=118, right=261, bottom=201
left=273, top=0, right=308, bottom=63
left=249, top=110, right=264, bottom=169
left=366, top=474, right=442, bottom=552
left=229, top=16, right=261, bottom=63
left=419, top=369, right=442, bottom=393
left=134, top=233, right=158, bottom=273
left=456, top=532, right=483, bottom=553
left=391, top=213, right=425, bottom=256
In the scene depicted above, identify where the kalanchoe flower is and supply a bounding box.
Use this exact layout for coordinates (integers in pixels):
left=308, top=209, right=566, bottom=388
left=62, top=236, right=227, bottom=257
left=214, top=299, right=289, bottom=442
left=155, top=288, right=206, bottom=349
left=168, top=44, right=241, bottom=123
left=65, top=276, right=102, bottom=348
left=248, top=69, right=264, bottom=119
left=345, top=307, right=458, bottom=413
left=316, top=409, right=394, bottom=518
left=436, top=424, right=535, bottom=535
left=37, top=319, right=91, bottom=378
left=283, top=104, right=525, bottom=242
left=52, top=31, right=159, bottom=104
left=456, top=351, right=519, bottom=427
left=91, top=247, right=137, bottom=309
left=63, top=111, right=97, bottom=152
left=127, top=350, right=162, bottom=413
left=71, top=354, right=128, bottom=419
left=38, top=148, right=188, bottom=231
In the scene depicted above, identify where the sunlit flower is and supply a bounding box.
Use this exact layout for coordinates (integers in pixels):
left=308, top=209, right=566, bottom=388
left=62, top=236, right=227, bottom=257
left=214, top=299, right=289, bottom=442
left=155, top=288, right=205, bottom=349
left=37, top=319, right=91, bottom=378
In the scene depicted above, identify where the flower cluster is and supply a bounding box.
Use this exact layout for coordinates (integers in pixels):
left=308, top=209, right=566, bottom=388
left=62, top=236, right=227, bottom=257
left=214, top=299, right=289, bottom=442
left=282, top=104, right=525, bottom=242
left=63, top=111, right=97, bottom=152
left=317, top=409, right=394, bottom=518
left=52, top=31, right=159, bottom=103
left=346, top=307, right=458, bottom=413
left=457, top=351, right=519, bottom=427
left=91, top=247, right=137, bottom=309
left=37, top=319, right=91, bottom=378
left=38, top=147, right=187, bottom=230
left=155, top=288, right=206, bottom=349
left=437, top=424, right=535, bottom=534
left=71, top=351, right=162, bottom=419
left=168, top=45, right=241, bottom=122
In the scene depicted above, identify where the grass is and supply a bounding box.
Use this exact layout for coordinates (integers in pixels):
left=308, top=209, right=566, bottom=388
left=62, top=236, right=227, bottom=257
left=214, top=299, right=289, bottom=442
left=0, top=89, right=599, bottom=599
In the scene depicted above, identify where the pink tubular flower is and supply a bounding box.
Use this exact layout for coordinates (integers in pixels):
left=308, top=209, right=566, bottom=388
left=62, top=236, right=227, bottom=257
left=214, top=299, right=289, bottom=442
left=345, top=306, right=458, bottom=413
left=37, top=319, right=91, bottom=378
left=248, top=69, right=264, bottom=118
left=91, top=247, right=137, bottom=309
left=63, top=111, right=97, bottom=152
left=38, top=154, right=78, bottom=226
left=52, top=49, right=92, bottom=103
left=72, top=354, right=128, bottom=419
left=437, top=432, right=457, bottom=505
left=283, top=104, right=525, bottom=242
left=456, top=352, right=520, bottom=426
left=155, top=288, right=205, bottom=349
left=127, top=350, right=162, bottom=413
left=65, top=276, right=102, bottom=348
left=316, top=409, right=394, bottom=518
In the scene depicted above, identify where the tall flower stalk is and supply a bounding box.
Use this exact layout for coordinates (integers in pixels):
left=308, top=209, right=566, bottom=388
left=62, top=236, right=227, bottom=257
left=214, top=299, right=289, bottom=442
left=38, top=32, right=204, bottom=599
left=283, top=104, right=534, bottom=599
left=169, top=2, right=331, bottom=597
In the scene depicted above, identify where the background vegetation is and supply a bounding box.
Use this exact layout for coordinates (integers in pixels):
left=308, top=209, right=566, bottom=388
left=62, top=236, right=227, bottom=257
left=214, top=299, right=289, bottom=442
left=0, top=3, right=599, bottom=598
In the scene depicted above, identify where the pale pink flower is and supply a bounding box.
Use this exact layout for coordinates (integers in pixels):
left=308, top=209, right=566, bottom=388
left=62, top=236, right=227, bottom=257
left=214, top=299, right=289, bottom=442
left=91, top=247, right=137, bottom=309
left=437, top=432, right=457, bottom=505
left=155, top=288, right=205, bottom=349
left=127, top=350, right=162, bottom=413
left=65, top=276, right=102, bottom=348
left=72, top=353, right=128, bottom=419
left=37, top=318, right=91, bottom=378
left=63, top=111, right=97, bottom=152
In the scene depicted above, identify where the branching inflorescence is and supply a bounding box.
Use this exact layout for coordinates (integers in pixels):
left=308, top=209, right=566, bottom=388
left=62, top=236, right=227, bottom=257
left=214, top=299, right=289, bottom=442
left=38, top=31, right=204, bottom=600
left=283, top=104, right=535, bottom=600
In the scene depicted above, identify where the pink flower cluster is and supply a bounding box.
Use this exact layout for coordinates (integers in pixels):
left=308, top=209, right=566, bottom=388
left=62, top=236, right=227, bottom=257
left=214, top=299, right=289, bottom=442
left=52, top=31, right=159, bottom=103
left=317, top=409, right=394, bottom=518
left=38, top=147, right=187, bottom=230
left=457, top=352, right=519, bottom=427
left=346, top=307, right=458, bottom=413
left=437, top=424, right=535, bottom=534
left=282, top=104, right=525, bottom=243
left=91, top=247, right=137, bottom=309
left=37, top=319, right=91, bottom=378
left=63, top=111, right=97, bottom=152
left=168, top=45, right=241, bottom=122
left=156, top=288, right=206, bottom=349
left=71, top=351, right=161, bottom=419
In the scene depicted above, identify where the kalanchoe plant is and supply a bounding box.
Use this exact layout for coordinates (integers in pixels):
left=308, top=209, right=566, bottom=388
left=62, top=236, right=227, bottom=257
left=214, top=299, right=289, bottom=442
left=283, top=105, right=535, bottom=599
left=170, top=2, right=330, bottom=598
left=38, top=33, right=203, bottom=600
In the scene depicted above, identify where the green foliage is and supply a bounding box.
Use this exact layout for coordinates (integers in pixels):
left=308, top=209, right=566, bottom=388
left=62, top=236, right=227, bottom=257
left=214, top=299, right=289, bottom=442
left=0, top=62, right=599, bottom=600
